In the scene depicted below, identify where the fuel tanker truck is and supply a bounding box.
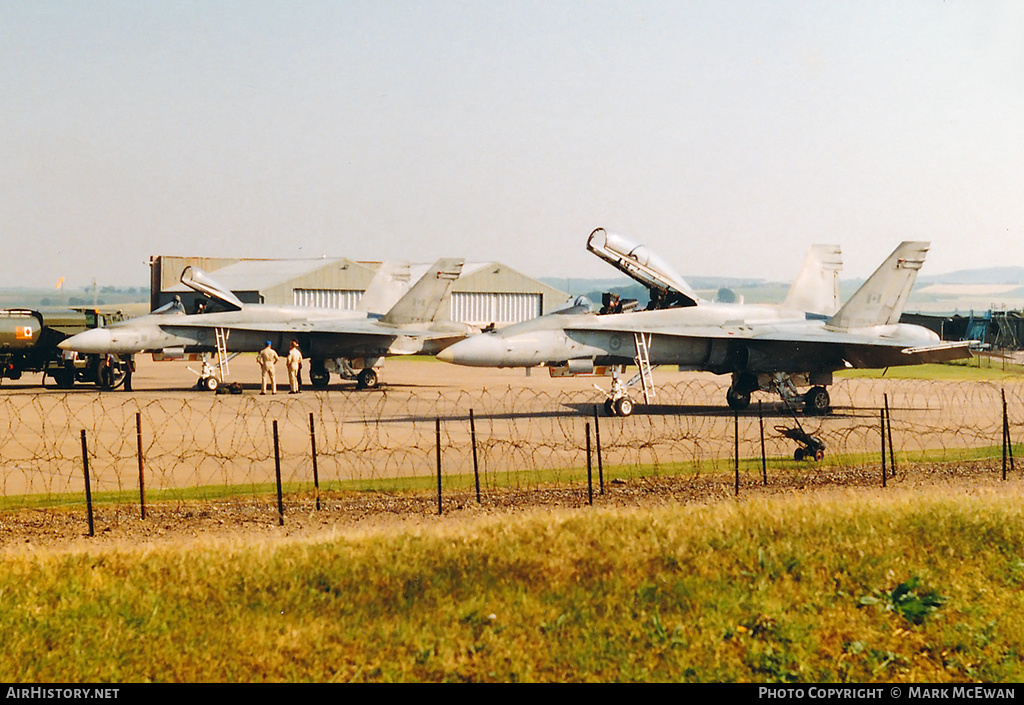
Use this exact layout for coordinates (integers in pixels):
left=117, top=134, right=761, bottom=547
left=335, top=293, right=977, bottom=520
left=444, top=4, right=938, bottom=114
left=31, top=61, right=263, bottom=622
left=0, top=307, right=132, bottom=389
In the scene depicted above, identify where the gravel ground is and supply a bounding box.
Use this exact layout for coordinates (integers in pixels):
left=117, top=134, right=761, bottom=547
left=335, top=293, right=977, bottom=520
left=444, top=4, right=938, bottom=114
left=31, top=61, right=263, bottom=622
left=2, top=457, right=1017, bottom=555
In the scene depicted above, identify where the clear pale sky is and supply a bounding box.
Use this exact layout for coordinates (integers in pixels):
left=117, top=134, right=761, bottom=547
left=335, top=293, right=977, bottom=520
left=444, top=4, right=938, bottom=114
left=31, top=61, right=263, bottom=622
left=2, top=1, right=1022, bottom=290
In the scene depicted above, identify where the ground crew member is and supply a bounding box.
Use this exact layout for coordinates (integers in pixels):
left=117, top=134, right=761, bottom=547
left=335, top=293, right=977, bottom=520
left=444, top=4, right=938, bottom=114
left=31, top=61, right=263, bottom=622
left=257, top=341, right=279, bottom=395
left=286, top=339, right=302, bottom=394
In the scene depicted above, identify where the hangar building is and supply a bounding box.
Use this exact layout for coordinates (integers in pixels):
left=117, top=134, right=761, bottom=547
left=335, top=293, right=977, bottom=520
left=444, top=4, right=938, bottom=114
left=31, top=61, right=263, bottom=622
left=149, top=255, right=571, bottom=327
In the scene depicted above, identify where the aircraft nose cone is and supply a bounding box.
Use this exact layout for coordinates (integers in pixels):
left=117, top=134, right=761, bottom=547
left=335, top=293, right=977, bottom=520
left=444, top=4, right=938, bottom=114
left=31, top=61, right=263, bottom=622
left=58, top=328, right=113, bottom=354
left=436, top=334, right=505, bottom=366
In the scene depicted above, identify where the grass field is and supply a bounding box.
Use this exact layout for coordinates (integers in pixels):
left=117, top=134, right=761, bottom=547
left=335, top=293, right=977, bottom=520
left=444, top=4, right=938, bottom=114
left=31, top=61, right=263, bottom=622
left=4, top=481, right=1024, bottom=683
left=837, top=358, right=1024, bottom=381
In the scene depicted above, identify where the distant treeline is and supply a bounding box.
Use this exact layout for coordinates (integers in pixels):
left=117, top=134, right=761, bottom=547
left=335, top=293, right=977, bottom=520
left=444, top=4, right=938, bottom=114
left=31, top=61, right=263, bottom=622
left=0, top=287, right=148, bottom=308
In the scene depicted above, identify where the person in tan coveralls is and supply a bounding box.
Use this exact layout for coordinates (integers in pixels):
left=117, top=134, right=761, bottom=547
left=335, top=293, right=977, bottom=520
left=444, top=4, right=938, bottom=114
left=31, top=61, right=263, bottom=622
left=286, top=339, right=303, bottom=394
left=257, top=341, right=279, bottom=395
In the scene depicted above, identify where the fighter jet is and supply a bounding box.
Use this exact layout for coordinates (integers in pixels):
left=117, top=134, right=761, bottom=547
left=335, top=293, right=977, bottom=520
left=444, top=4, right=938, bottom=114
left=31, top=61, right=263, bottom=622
left=437, top=232, right=971, bottom=415
left=59, top=258, right=473, bottom=391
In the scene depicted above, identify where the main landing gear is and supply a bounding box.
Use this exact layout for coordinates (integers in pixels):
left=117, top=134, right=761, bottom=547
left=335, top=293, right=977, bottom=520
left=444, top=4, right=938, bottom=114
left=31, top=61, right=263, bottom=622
left=356, top=367, right=378, bottom=390
left=802, top=386, right=831, bottom=416
left=726, top=372, right=832, bottom=416
left=308, top=358, right=381, bottom=390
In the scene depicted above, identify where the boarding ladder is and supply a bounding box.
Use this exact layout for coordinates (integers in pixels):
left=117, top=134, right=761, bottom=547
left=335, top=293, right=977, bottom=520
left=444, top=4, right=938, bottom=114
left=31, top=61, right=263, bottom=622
left=631, top=332, right=655, bottom=403
left=187, top=327, right=240, bottom=391
left=213, top=327, right=231, bottom=381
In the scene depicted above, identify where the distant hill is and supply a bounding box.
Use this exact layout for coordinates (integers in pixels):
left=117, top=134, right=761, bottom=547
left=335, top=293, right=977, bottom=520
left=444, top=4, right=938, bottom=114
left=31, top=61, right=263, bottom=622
left=541, top=277, right=793, bottom=307
left=542, top=265, right=1024, bottom=313
left=918, top=267, right=1024, bottom=286
left=0, top=287, right=149, bottom=309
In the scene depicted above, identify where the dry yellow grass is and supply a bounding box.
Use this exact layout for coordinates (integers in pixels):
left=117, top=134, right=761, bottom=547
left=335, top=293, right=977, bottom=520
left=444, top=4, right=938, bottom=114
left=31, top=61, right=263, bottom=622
left=3, top=478, right=1024, bottom=682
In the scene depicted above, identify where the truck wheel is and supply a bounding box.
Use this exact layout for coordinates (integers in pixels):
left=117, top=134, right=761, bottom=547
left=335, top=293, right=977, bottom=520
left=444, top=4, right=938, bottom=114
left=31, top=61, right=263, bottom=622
left=97, top=360, right=128, bottom=390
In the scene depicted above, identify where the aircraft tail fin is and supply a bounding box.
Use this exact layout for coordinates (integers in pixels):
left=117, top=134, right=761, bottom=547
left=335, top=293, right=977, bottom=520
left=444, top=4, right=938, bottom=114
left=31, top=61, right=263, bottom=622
left=356, top=261, right=412, bottom=315
left=783, top=244, right=843, bottom=316
left=827, top=241, right=929, bottom=330
left=379, top=258, right=464, bottom=325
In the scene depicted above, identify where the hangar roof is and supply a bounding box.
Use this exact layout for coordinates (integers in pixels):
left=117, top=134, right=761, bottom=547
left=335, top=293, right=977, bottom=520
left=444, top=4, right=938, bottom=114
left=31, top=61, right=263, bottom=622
left=165, top=258, right=371, bottom=292
left=152, top=255, right=571, bottom=314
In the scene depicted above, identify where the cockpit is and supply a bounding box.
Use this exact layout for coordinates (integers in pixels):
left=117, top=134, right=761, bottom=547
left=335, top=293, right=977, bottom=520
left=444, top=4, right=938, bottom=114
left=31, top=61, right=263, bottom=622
left=152, top=297, right=186, bottom=315
left=586, top=228, right=703, bottom=309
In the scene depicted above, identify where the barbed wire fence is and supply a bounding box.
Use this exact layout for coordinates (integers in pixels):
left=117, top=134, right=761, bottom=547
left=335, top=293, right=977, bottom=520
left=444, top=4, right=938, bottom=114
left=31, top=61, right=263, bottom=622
left=0, top=375, right=1021, bottom=528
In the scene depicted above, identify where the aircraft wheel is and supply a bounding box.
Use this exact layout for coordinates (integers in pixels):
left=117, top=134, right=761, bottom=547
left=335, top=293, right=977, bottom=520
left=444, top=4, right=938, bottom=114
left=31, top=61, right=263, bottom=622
left=309, top=369, right=330, bottom=388
left=357, top=368, right=378, bottom=390
left=204, top=376, right=219, bottom=392
left=603, top=398, right=616, bottom=416
left=614, top=396, right=634, bottom=417
left=803, top=386, right=830, bottom=415
left=726, top=387, right=751, bottom=411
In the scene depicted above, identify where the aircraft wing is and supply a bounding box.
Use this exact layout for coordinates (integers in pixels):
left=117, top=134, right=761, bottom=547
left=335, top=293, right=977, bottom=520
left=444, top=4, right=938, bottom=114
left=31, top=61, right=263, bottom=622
left=160, top=317, right=452, bottom=340
left=730, top=326, right=973, bottom=366
left=556, top=316, right=972, bottom=369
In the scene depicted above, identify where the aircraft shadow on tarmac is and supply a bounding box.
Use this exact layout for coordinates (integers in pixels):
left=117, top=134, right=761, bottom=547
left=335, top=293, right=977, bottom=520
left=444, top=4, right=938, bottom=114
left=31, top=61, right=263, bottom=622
left=561, top=403, right=880, bottom=420
left=20, top=380, right=901, bottom=423
left=372, top=402, right=886, bottom=425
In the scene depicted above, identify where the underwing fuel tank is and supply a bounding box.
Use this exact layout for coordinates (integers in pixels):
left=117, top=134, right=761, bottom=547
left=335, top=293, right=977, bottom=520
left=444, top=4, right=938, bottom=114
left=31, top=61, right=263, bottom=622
left=436, top=327, right=607, bottom=368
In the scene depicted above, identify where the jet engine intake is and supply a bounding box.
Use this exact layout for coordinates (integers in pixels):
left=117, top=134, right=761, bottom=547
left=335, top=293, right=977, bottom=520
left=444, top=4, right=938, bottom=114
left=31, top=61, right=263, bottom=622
left=705, top=339, right=748, bottom=374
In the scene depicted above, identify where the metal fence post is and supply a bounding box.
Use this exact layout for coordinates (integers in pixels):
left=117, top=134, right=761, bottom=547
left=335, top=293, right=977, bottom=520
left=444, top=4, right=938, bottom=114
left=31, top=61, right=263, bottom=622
left=81, top=429, right=94, bottom=537
left=586, top=422, right=593, bottom=506
left=881, top=407, right=887, bottom=488
left=309, top=412, right=321, bottom=511
left=470, top=409, right=480, bottom=504
left=274, top=420, right=284, bottom=526
left=758, top=401, right=767, bottom=486
left=136, top=412, right=146, bottom=520
left=435, top=417, right=442, bottom=515
left=593, top=405, right=604, bottom=494
left=734, top=410, right=740, bottom=496
left=885, top=393, right=895, bottom=476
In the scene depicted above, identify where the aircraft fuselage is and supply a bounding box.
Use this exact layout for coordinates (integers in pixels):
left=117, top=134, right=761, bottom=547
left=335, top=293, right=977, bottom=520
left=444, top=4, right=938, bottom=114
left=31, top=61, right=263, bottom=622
left=437, top=302, right=947, bottom=377
left=56, top=306, right=459, bottom=359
